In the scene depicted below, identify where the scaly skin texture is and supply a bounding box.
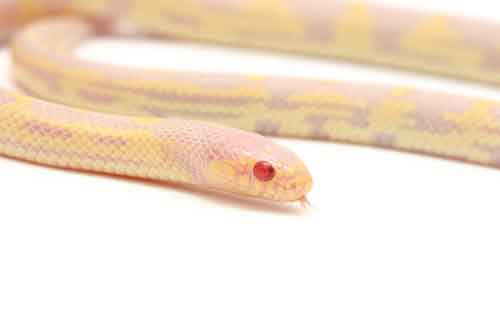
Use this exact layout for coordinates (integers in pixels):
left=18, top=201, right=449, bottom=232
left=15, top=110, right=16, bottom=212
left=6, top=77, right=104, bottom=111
left=0, top=91, right=312, bottom=201
left=3, top=0, right=500, bottom=201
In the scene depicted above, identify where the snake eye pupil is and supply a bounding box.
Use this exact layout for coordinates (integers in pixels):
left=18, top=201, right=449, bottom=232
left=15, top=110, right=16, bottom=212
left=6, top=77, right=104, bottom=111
left=253, top=161, right=276, bottom=182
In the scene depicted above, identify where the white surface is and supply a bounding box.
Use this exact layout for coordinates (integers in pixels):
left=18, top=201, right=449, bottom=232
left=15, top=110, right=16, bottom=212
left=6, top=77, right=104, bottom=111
left=1, top=1, right=500, bottom=332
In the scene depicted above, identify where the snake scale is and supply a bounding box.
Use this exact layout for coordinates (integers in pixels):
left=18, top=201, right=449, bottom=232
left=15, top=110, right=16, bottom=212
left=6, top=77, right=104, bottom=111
left=2, top=0, right=500, bottom=203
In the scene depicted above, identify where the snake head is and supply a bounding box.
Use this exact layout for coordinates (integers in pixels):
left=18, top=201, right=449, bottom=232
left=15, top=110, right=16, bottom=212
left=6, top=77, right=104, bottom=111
left=202, top=125, right=313, bottom=202
left=154, top=119, right=312, bottom=202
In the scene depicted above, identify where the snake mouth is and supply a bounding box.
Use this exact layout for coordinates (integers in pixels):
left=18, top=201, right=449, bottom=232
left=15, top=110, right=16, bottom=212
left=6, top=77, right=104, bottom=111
left=283, top=178, right=313, bottom=202
left=272, top=167, right=313, bottom=202
left=206, top=156, right=312, bottom=202
left=208, top=171, right=313, bottom=202
left=252, top=171, right=313, bottom=202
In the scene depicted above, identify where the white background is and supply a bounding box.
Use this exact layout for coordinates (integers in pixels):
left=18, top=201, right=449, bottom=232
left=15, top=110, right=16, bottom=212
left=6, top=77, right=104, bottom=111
left=1, top=0, right=500, bottom=332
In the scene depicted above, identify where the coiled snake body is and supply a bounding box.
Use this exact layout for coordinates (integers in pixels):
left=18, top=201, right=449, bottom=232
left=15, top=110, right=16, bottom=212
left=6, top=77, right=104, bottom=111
left=2, top=0, right=500, bottom=203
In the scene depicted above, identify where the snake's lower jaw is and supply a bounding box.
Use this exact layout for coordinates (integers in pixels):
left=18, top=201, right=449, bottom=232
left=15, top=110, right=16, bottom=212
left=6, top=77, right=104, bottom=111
left=260, top=172, right=313, bottom=202
left=203, top=152, right=312, bottom=202
left=289, top=178, right=313, bottom=203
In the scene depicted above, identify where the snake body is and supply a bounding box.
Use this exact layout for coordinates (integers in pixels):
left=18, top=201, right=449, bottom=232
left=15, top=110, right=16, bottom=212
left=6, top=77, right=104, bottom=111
left=3, top=0, right=500, bottom=202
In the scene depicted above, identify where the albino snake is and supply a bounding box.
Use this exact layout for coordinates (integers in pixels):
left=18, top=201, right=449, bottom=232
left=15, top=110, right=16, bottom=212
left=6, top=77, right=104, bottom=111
left=2, top=0, right=500, bottom=203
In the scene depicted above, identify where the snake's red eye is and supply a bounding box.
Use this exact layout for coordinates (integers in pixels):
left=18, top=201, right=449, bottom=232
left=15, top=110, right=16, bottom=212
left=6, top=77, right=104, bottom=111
left=253, top=161, right=276, bottom=182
